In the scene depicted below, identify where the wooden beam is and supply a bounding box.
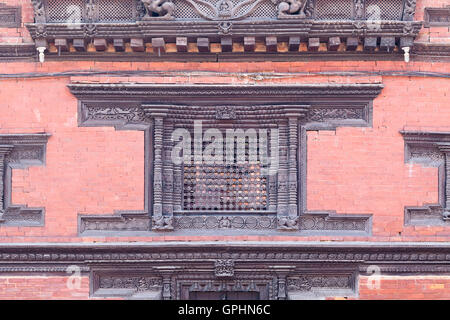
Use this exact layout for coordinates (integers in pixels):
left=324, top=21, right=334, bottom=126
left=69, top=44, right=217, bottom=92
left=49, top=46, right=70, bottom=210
left=221, top=37, right=232, bottom=52
left=288, top=37, right=300, bottom=52
left=113, top=39, right=125, bottom=52
left=400, top=37, right=414, bottom=48
left=152, top=38, right=165, bottom=54
left=54, top=39, right=68, bottom=52
left=197, top=38, right=210, bottom=53
left=265, top=36, right=277, bottom=52
left=72, top=39, right=86, bottom=52
left=308, top=38, right=320, bottom=52
left=380, top=37, right=395, bottom=52
left=364, top=37, right=377, bottom=51
left=244, top=37, right=255, bottom=52
left=346, top=37, right=359, bottom=51
left=130, top=38, right=145, bottom=52
left=93, top=38, right=107, bottom=51
left=328, top=37, right=341, bottom=51
left=176, top=37, right=188, bottom=52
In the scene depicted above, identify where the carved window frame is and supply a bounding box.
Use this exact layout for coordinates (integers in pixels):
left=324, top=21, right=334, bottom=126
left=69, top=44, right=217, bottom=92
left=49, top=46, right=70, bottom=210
left=69, top=83, right=382, bottom=236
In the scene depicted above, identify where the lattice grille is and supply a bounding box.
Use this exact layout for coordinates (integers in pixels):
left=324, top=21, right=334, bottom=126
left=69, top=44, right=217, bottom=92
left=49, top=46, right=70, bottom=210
left=245, top=0, right=277, bottom=19
left=365, top=0, right=403, bottom=20
left=315, top=0, right=353, bottom=20
left=183, top=163, right=268, bottom=211
left=183, top=135, right=269, bottom=211
left=47, top=0, right=85, bottom=23
left=98, top=0, right=135, bottom=22
left=173, top=0, right=208, bottom=19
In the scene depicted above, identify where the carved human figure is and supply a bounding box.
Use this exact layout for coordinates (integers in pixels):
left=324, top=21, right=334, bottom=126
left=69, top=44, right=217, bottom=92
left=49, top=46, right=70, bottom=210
left=142, top=0, right=175, bottom=19
left=354, top=0, right=364, bottom=19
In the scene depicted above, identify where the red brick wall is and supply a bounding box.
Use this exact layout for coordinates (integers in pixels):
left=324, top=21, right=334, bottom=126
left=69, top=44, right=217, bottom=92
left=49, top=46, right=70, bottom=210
left=0, top=276, right=91, bottom=300
left=0, top=60, right=449, bottom=242
left=358, top=276, right=450, bottom=300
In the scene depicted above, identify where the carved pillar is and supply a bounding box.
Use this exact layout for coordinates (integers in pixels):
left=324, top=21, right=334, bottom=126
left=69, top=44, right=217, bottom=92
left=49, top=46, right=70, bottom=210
left=146, top=108, right=173, bottom=231
left=288, top=117, right=298, bottom=216
left=438, top=144, right=450, bottom=219
left=0, top=146, right=14, bottom=221
left=163, top=121, right=174, bottom=216
left=153, top=116, right=164, bottom=217
left=277, top=122, right=289, bottom=215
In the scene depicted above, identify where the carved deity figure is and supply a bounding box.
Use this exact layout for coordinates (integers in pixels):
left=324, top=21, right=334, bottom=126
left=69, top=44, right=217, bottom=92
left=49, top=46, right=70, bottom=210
left=354, top=0, right=364, bottom=19
left=273, top=0, right=308, bottom=18
left=142, top=0, right=175, bottom=19
left=277, top=215, right=298, bottom=230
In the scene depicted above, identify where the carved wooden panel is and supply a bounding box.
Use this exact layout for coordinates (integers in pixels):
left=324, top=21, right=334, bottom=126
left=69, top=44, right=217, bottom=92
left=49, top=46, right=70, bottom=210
left=0, top=3, right=21, bottom=28
left=424, top=7, right=450, bottom=27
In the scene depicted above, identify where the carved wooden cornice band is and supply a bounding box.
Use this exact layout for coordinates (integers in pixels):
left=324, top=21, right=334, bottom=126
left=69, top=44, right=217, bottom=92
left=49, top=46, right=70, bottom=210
left=0, top=134, right=50, bottom=226
left=401, top=131, right=450, bottom=226
left=0, top=242, right=450, bottom=299
left=68, top=83, right=382, bottom=236
left=24, top=0, right=422, bottom=57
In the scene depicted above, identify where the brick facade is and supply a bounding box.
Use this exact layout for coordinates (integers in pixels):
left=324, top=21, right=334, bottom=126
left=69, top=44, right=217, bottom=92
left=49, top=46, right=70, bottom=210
left=0, top=0, right=449, bottom=300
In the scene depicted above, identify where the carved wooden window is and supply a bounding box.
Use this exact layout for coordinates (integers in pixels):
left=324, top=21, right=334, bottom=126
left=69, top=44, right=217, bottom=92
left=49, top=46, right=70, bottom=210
left=70, top=84, right=381, bottom=236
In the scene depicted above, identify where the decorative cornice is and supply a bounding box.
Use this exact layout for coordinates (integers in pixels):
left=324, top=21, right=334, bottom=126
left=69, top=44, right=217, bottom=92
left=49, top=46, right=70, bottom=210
left=68, top=83, right=385, bottom=101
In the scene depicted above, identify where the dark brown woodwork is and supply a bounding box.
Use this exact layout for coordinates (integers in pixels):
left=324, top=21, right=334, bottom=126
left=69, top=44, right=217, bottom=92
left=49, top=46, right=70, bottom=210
left=113, top=39, right=125, bottom=52
left=266, top=36, right=278, bottom=53
left=380, top=37, right=396, bottom=52
left=288, top=37, right=301, bottom=52
left=176, top=37, right=188, bottom=53
left=364, top=37, right=377, bottom=51
left=244, top=37, right=255, bottom=52
left=93, top=38, right=107, bottom=52
left=152, top=38, right=165, bottom=54
left=197, top=38, right=210, bottom=53
left=308, top=38, right=320, bottom=52
left=131, top=38, right=145, bottom=52
left=0, top=3, right=21, bottom=28
left=54, top=39, right=68, bottom=52
left=328, top=37, right=341, bottom=51
left=73, top=39, right=87, bottom=52
left=346, top=37, right=359, bottom=51
left=221, top=37, right=233, bottom=53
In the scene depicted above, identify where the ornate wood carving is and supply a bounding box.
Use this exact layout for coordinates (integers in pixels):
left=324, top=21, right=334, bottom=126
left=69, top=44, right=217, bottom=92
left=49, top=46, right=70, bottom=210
left=69, top=84, right=382, bottom=235
left=1, top=242, right=450, bottom=299
left=0, top=134, right=50, bottom=226
left=424, top=7, right=450, bottom=27
left=24, top=0, right=422, bottom=58
left=401, top=131, right=450, bottom=225
left=0, top=3, right=21, bottom=28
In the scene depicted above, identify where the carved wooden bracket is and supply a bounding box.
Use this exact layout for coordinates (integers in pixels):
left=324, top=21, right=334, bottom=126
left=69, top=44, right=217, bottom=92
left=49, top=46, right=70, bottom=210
left=68, top=83, right=382, bottom=236
left=401, top=131, right=450, bottom=225
left=0, top=134, right=50, bottom=226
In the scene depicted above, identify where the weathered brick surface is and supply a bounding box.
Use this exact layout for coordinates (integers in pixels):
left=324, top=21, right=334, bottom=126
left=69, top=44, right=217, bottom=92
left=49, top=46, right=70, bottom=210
left=0, top=276, right=91, bottom=300
left=359, top=276, right=450, bottom=300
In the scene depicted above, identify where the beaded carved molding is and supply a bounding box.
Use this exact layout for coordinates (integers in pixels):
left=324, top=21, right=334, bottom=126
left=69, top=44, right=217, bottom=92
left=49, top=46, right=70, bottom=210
left=68, top=83, right=383, bottom=236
